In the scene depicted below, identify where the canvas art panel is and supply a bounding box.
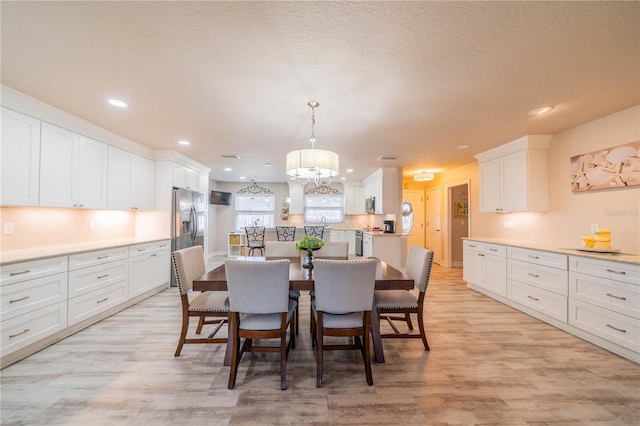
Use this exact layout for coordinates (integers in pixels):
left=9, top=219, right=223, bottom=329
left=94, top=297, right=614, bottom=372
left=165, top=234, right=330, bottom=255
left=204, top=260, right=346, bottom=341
left=570, top=141, right=640, bottom=192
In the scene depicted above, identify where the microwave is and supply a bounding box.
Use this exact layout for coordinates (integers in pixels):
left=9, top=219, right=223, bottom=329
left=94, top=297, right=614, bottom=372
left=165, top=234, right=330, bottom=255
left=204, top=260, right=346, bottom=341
left=365, top=196, right=376, bottom=214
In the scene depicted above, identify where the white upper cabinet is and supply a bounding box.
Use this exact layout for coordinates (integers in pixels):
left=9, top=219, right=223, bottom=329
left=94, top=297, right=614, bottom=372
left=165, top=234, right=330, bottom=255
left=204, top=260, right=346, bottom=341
left=363, top=167, right=400, bottom=214
left=172, top=162, right=200, bottom=192
left=107, top=146, right=154, bottom=210
left=1, top=108, right=41, bottom=206
left=476, top=135, right=551, bottom=213
left=39, top=123, right=107, bottom=209
left=344, top=184, right=365, bottom=215
left=198, top=173, right=209, bottom=195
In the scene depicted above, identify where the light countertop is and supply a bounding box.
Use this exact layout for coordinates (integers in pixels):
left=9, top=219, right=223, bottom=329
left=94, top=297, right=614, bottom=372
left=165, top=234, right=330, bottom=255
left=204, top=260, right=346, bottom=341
left=463, top=237, right=640, bottom=265
left=1, top=237, right=171, bottom=265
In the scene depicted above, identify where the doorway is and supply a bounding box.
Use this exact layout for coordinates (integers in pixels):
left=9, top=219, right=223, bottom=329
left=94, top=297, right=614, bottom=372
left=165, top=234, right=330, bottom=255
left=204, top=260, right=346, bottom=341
left=446, top=181, right=470, bottom=268
left=426, top=187, right=441, bottom=264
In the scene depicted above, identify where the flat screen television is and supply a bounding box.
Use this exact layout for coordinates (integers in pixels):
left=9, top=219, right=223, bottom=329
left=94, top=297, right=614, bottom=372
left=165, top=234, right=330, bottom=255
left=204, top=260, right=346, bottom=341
left=210, top=190, right=232, bottom=206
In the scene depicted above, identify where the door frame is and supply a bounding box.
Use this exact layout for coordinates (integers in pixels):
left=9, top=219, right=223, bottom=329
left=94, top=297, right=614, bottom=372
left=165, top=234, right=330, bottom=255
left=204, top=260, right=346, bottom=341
left=444, top=179, right=471, bottom=268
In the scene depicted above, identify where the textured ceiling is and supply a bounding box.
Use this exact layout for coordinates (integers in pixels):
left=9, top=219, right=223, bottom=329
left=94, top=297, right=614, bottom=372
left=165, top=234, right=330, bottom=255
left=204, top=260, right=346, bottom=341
left=2, top=1, right=638, bottom=182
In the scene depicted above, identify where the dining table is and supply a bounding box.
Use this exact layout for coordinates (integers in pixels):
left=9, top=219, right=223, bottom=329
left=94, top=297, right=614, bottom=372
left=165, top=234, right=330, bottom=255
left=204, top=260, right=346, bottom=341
left=193, top=256, right=413, bottom=365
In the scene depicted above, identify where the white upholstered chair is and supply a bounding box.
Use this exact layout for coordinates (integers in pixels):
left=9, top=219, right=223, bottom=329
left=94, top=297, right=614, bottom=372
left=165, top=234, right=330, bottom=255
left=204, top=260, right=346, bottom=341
left=225, top=259, right=296, bottom=390
left=311, top=258, right=378, bottom=387
left=314, top=241, right=349, bottom=258
left=172, top=246, right=229, bottom=357
left=374, top=246, right=433, bottom=350
left=265, top=241, right=301, bottom=335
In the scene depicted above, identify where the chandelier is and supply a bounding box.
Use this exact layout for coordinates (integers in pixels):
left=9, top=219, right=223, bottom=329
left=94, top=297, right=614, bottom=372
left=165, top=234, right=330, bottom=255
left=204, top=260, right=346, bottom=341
left=286, top=101, right=339, bottom=186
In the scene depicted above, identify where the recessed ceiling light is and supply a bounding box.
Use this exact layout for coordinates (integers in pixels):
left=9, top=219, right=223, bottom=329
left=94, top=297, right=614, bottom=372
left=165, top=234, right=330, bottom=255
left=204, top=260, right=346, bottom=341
left=107, top=98, right=127, bottom=108
left=178, top=140, right=190, bottom=146
left=239, top=176, right=247, bottom=180
left=346, top=168, right=354, bottom=173
left=457, top=144, right=470, bottom=150
left=264, top=163, right=271, bottom=167
left=528, top=106, right=553, bottom=116
left=340, top=177, right=347, bottom=180
left=224, top=167, right=232, bottom=172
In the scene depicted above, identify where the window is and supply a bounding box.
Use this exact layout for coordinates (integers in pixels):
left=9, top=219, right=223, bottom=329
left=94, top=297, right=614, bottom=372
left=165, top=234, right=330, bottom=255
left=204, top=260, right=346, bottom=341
left=304, top=194, right=344, bottom=223
left=235, top=194, right=275, bottom=229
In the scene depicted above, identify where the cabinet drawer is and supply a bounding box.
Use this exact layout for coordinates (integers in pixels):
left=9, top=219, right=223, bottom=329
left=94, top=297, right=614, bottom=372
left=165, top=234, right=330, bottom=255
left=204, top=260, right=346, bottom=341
left=569, top=256, right=640, bottom=286
left=68, top=260, right=128, bottom=298
left=69, top=247, right=128, bottom=270
left=463, top=240, right=483, bottom=252
left=569, top=299, right=639, bottom=353
left=508, top=279, right=567, bottom=322
left=1, top=272, right=68, bottom=321
left=570, top=271, right=640, bottom=319
left=68, top=281, right=128, bottom=326
left=1, top=256, right=68, bottom=286
left=508, top=247, right=567, bottom=269
left=1, top=301, right=67, bottom=356
left=463, top=240, right=506, bottom=256
left=507, top=259, right=568, bottom=296
left=129, top=240, right=171, bottom=257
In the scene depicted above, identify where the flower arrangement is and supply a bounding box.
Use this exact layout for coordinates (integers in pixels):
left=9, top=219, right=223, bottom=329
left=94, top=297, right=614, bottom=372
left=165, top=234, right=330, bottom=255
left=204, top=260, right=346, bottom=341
left=296, top=235, right=325, bottom=253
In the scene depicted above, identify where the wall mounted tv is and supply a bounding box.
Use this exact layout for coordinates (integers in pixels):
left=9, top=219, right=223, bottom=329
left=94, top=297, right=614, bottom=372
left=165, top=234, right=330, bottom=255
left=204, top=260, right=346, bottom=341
left=210, top=190, right=232, bottom=206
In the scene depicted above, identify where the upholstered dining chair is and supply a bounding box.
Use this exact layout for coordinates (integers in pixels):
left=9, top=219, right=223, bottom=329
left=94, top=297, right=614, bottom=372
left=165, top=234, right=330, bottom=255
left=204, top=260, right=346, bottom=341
left=311, top=258, right=378, bottom=387
left=245, top=226, right=266, bottom=256
left=374, top=246, right=433, bottom=351
left=275, top=226, right=296, bottom=241
left=225, top=259, right=296, bottom=390
left=304, top=225, right=325, bottom=239
left=264, top=241, right=301, bottom=335
left=172, top=246, right=229, bottom=357
left=314, top=241, right=348, bottom=258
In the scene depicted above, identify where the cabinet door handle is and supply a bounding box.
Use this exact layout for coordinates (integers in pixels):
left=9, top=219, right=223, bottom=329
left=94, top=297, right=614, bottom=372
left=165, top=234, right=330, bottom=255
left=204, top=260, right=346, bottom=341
left=528, top=255, right=540, bottom=259
left=10, top=270, right=31, bottom=276
left=9, top=329, right=30, bottom=338
left=606, top=269, right=626, bottom=275
left=606, top=293, right=627, bottom=301
left=9, top=295, right=31, bottom=303
left=97, top=274, right=109, bottom=279
left=137, top=248, right=147, bottom=252
left=528, top=273, right=540, bottom=278
left=527, top=295, right=539, bottom=301
left=150, top=254, right=157, bottom=257
left=97, top=298, right=109, bottom=304
left=478, top=253, right=485, bottom=257
left=606, top=324, right=626, bottom=333
left=97, top=256, right=109, bottom=260
left=468, top=244, right=476, bottom=248
left=489, top=248, right=498, bottom=252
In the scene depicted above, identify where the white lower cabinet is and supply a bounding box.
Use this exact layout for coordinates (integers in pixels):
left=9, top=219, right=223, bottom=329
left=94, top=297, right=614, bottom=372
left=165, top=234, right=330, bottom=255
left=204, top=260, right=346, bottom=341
left=1, top=301, right=68, bottom=356
left=508, top=280, right=568, bottom=322
left=463, top=240, right=507, bottom=297
left=67, top=281, right=128, bottom=326
left=128, top=241, right=171, bottom=298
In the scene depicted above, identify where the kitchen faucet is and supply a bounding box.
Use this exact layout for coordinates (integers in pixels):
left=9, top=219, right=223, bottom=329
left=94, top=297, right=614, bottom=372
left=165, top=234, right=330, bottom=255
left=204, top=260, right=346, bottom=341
left=322, top=216, right=326, bottom=226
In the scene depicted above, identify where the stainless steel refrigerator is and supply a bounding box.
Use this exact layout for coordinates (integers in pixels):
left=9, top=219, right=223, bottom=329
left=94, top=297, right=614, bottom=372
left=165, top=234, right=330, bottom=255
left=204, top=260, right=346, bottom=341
left=171, top=187, right=206, bottom=286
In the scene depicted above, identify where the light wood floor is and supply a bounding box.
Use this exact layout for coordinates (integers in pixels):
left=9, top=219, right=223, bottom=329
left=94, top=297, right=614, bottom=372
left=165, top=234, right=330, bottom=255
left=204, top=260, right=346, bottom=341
left=2, top=264, right=639, bottom=425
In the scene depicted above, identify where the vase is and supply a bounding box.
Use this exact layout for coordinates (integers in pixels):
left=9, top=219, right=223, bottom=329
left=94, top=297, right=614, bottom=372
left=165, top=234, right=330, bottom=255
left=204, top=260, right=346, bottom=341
left=303, top=250, right=314, bottom=269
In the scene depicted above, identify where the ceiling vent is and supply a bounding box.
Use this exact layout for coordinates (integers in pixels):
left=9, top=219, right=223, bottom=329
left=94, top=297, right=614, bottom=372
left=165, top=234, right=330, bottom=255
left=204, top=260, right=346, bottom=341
left=377, top=156, right=396, bottom=161
left=221, top=154, right=240, bottom=159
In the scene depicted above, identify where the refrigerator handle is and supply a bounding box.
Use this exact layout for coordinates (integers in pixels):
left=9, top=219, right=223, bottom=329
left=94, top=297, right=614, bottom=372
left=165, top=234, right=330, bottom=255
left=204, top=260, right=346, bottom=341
left=190, top=206, right=197, bottom=242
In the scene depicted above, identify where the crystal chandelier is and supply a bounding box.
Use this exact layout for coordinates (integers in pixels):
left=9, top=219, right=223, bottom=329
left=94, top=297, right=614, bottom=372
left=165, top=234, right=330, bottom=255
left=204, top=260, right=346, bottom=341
left=286, top=101, right=339, bottom=186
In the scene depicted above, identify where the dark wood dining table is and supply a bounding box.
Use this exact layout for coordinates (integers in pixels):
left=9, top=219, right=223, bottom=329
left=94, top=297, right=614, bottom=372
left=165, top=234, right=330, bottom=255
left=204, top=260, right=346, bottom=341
left=193, top=256, right=413, bottom=364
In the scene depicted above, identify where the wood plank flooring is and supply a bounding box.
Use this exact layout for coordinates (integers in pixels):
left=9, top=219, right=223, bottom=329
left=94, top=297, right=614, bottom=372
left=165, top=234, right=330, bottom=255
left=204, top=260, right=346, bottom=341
left=1, top=264, right=639, bottom=425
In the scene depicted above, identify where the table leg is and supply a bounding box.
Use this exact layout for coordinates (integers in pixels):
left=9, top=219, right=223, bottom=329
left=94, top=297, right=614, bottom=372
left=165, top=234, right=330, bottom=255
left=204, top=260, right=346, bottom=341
left=370, top=301, right=385, bottom=363
left=224, top=313, right=233, bottom=366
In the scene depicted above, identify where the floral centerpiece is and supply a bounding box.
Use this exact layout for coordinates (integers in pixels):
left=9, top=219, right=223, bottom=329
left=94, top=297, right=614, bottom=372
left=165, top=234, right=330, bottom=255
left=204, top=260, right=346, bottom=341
left=296, top=235, right=325, bottom=268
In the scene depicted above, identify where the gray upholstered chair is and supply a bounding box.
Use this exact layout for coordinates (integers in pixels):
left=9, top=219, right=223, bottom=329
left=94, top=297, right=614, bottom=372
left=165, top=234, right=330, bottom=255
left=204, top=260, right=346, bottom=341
left=275, top=226, right=296, bottom=241
left=374, top=246, right=434, bottom=350
left=172, top=246, right=229, bottom=357
left=314, top=241, right=348, bottom=258
left=265, top=241, right=301, bottom=335
left=245, top=226, right=266, bottom=256
left=225, top=259, right=296, bottom=390
left=311, top=258, right=378, bottom=387
left=304, top=225, right=325, bottom=239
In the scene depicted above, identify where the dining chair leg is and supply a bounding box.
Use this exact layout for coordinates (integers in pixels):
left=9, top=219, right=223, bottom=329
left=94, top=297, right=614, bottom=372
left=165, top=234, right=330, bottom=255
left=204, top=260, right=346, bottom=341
left=315, top=312, right=324, bottom=387
left=195, top=316, right=205, bottom=334
left=227, top=313, right=240, bottom=389
left=174, top=310, right=189, bottom=357
left=417, top=307, right=430, bottom=351
left=363, top=311, right=373, bottom=386
left=405, top=312, right=414, bottom=330
left=280, top=313, right=288, bottom=390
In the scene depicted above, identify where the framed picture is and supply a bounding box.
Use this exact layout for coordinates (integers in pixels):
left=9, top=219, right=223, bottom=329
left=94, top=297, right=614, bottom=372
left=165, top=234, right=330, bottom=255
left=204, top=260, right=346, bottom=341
left=570, top=141, right=640, bottom=192
left=454, top=201, right=468, bottom=218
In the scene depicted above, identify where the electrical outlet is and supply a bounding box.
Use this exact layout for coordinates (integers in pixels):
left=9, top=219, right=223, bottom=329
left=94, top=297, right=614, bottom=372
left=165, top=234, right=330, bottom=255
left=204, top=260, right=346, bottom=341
left=591, top=223, right=598, bottom=233
left=89, top=221, right=96, bottom=231
left=4, top=223, right=15, bottom=235
left=503, top=221, right=515, bottom=229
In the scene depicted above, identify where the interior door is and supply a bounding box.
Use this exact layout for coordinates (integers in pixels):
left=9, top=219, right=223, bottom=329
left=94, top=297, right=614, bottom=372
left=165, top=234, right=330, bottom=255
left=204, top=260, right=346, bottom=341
left=426, top=186, right=442, bottom=264
left=402, top=190, right=425, bottom=248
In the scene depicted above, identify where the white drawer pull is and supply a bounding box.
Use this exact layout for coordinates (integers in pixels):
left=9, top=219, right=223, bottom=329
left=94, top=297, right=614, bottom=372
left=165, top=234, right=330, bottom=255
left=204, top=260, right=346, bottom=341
left=97, top=298, right=109, bottom=304
left=606, top=324, right=626, bottom=333
left=605, top=269, right=626, bottom=275
left=97, top=255, right=109, bottom=260
left=9, top=295, right=31, bottom=303
left=9, top=329, right=30, bottom=338
left=150, top=254, right=157, bottom=257
left=97, top=274, right=109, bottom=279
left=528, top=273, right=540, bottom=278
left=527, top=295, right=539, bottom=301
left=606, top=293, right=627, bottom=301
left=10, top=270, right=31, bottom=276
left=528, top=255, right=540, bottom=259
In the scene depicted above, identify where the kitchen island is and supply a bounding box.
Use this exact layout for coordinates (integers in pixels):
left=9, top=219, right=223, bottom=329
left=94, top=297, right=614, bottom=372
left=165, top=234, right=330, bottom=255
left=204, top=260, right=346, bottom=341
left=463, top=237, right=639, bottom=363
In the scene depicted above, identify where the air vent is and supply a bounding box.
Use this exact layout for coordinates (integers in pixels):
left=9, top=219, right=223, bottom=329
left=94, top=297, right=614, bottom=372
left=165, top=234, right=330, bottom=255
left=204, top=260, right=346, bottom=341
left=377, top=156, right=396, bottom=161
left=221, top=154, right=240, bottom=159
